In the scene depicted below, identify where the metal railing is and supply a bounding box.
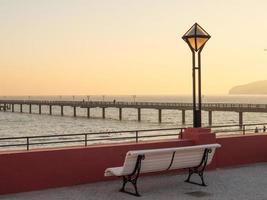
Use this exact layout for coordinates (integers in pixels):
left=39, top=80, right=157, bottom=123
left=0, top=127, right=185, bottom=151
left=210, top=122, right=267, bottom=135
left=0, top=123, right=267, bottom=151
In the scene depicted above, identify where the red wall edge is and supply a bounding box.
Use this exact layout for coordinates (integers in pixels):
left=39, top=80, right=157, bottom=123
left=0, top=135, right=266, bottom=195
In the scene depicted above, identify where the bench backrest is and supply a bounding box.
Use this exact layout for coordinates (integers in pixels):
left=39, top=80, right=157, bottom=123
left=121, top=144, right=221, bottom=175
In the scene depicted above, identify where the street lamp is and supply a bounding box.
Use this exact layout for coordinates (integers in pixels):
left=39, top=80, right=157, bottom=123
left=182, top=23, right=210, bottom=127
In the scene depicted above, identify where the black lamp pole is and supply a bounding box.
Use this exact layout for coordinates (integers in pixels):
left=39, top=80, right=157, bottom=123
left=182, top=23, right=210, bottom=128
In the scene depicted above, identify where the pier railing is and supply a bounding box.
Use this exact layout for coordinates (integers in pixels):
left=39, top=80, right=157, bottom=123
left=0, top=123, right=267, bottom=151
left=1, top=99, right=267, bottom=109
left=2, top=100, right=267, bottom=126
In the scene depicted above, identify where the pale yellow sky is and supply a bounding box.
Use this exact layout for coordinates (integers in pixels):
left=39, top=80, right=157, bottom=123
left=1, top=0, right=267, bottom=96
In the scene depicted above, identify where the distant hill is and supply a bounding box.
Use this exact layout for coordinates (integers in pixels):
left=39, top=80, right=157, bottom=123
left=229, top=80, right=267, bottom=95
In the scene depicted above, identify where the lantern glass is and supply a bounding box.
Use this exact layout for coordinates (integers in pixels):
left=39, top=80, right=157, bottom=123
left=182, top=23, right=210, bottom=52
left=187, top=38, right=196, bottom=50
left=196, top=37, right=209, bottom=50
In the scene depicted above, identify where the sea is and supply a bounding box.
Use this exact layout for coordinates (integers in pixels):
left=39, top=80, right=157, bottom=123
left=1, top=95, right=267, bottom=140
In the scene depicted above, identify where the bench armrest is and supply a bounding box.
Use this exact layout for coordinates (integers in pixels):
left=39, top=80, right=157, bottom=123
left=104, top=167, right=123, bottom=177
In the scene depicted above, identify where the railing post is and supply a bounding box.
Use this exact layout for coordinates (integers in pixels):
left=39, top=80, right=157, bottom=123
left=242, top=125, right=245, bottom=135
left=239, top=112, right=243, bottom=129
left=180, top=128, right=184, bottom=139
left=85, top=134, right=88, bottom=146
left=26, top=137, right=30, bottom=150
left=135, top=131, right=138, bottom=143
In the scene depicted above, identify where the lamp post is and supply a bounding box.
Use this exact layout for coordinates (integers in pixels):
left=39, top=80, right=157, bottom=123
left=182, top=23, right=210, bottom=128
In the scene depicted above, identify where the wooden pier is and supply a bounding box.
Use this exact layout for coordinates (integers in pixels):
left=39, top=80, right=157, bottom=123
left=1, top=100, right=267, bottom=126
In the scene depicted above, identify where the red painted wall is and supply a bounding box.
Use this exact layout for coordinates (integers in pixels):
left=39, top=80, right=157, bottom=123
left=0, top=134, right=266, bottom=195
left=0, top=139, right=193, bottom=194
left=215, top=135, right=267, bottom=167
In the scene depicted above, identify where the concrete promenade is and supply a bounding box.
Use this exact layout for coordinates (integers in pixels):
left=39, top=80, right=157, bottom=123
left=0, top=163, right=266, bottom=200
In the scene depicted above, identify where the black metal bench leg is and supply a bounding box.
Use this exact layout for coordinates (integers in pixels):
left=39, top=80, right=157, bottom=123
left=119, top=155, right=144, bottom=197
left=199, top=172, right=207, bottom=186
left=184, top=168, right=208, bottom=187
left=185, top=168, right=193, bottom=183
left=119, top=176, right=141, bottom=197
left=132, top=179, right=141, bottom=196
left=184, top=148, right=211, bottom=187
left=120, top=176, right=127, bottom=192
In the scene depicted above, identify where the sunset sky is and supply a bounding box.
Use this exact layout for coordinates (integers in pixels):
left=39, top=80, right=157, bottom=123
left=1, top=0, right=267, bottom=96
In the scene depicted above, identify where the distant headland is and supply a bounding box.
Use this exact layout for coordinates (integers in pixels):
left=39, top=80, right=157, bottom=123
left=229, top=80, right=267, bottom=95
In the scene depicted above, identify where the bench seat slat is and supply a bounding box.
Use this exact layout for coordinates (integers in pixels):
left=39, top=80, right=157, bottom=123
left=127, top=144, right=220, bottom=156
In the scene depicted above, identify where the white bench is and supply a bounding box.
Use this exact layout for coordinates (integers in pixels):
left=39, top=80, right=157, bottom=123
left=105, top=143, right=221, bottom=196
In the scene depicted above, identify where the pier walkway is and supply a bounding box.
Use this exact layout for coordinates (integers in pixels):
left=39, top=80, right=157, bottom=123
left=0, top=163, right=266, bottom=200
left=1, top=100, right=267, bottom=126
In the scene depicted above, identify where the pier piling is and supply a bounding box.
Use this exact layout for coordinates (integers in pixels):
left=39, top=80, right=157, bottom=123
left=182, top=110, right=186, bottom=124
left=208, top=111, right=212, bottom=126
left=158, top=109, right=162, bottom=123
left=87, top=108, right=90, bottom=118
left=102, top=108, right=105, bottom=119
left=73, top=106, right=76, bottom=117
left=49, top=105, right=52, bottom=115
left=138, top=108, right=141, bottom=121
left=61, top=106, right=64, bottom=116
left=119, top=108, right=122, bottom=120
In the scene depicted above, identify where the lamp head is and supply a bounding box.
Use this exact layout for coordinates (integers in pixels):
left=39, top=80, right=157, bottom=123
left=182, top=23, right=211, bottom=52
